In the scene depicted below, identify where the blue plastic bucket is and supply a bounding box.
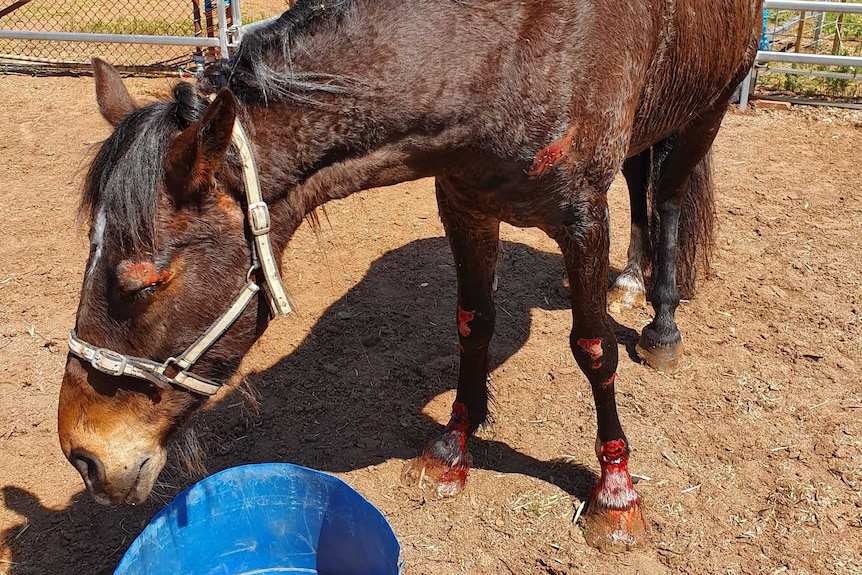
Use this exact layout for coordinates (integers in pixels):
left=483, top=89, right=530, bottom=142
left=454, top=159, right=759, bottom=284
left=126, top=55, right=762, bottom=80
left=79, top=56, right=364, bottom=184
left=114, top=463, right=401, bottom=575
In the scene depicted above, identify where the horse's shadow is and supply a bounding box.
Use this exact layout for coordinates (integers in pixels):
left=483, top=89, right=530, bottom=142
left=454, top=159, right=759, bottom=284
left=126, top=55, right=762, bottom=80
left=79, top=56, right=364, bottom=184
left=1, top=485, right=163, bottom=575
left=1, top=237, right=642, bottom=575
left=199, top=236, right=640, bottom=497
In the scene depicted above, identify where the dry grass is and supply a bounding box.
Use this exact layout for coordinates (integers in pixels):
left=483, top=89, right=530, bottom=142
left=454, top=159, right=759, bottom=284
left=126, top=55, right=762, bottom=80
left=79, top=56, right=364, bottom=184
left=512, top=491, right=573, bottom=519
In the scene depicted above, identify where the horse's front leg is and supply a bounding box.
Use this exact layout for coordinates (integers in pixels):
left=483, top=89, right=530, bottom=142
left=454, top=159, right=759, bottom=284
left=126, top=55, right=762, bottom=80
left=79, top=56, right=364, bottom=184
left=552, top=190, right=647, bottom=550
left=403, top=179, right=499, bottom=498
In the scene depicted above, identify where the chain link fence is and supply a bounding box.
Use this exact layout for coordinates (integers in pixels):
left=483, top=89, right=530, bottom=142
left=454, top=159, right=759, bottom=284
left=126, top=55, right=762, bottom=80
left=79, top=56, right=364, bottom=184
left=0, top=0, right=291, bottom=75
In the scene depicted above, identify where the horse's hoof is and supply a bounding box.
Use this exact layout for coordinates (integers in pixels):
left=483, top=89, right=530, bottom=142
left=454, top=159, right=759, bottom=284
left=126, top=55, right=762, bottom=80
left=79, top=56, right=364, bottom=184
left=582, top=501, right=648, bottom=552
left=608, top=272, right=646, bottom=313
left=402, top=429, right=472, bottom=498
left=636, top=331, right=684, bottom=374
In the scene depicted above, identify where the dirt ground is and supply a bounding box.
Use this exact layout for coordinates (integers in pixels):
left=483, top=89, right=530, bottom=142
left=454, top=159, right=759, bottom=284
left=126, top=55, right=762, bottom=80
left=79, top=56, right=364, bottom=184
left=0, top=74, right=860, bottom=575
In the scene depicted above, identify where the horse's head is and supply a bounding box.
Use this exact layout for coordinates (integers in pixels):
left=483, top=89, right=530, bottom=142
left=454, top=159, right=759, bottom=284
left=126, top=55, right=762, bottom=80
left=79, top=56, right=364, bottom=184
left=59, top=60, right=268, bottom=505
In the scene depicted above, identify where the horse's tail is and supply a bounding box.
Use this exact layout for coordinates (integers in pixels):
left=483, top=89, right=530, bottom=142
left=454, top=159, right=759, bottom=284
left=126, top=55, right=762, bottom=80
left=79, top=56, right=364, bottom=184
left=648, top=148, right=716, bottom=300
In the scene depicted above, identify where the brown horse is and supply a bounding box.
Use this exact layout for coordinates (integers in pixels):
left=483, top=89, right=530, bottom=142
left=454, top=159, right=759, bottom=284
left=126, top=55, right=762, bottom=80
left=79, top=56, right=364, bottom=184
left=59, top=0, right=762, bottom=549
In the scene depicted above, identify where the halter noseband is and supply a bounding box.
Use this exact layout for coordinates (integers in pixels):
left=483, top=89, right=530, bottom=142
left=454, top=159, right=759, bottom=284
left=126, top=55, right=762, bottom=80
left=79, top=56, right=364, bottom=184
left=68, top=116, right=292, bottom=397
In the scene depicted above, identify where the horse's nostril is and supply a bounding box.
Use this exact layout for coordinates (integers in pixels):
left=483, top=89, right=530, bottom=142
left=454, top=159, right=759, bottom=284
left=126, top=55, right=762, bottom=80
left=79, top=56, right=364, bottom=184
left=69, top=448, right=106, bottom=491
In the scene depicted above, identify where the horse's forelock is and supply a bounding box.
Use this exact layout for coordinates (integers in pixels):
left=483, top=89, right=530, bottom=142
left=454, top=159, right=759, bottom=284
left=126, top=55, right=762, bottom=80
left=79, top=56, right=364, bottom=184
left=81, top=86, right=206, bottom=257
left=173, top=82, right=207, bottom=130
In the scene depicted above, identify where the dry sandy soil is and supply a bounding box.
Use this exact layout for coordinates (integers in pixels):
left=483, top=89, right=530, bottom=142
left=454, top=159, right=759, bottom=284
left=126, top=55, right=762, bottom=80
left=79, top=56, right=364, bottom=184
left=0, top=74, right=860, bottom=575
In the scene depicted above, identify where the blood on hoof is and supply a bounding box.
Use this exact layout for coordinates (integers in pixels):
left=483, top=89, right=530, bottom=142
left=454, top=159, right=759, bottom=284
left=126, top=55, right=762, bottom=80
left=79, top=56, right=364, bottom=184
left=607, top=269, right=647, bottom=313
left=636, top=327, right=685, bottom=373
left=402, top=402, right=473, bottom=498
left=582, top=439, right=647, bottom=551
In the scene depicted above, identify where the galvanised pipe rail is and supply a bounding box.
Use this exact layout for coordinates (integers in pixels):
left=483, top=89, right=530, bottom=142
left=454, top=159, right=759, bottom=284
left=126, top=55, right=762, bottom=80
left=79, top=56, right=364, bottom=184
left=764, top=0, right=862, bottom=13
left=0, top=30, right=221, bottom=48
left=0, top=0, right=234, bottom=58
left=739, top=0, right=862, bottom=110
left=765, top=66, right=862, bottom=79
left=757, top=51, right=862, bottom=67
left=241, top=15, right=280, bottom=37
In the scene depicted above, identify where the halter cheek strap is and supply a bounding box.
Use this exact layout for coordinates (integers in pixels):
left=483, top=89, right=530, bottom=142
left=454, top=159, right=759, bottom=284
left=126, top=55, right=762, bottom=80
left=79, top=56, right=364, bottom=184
left=232, top=117, right=291, bottom=316
left=67, top=117, right=291, bottom=397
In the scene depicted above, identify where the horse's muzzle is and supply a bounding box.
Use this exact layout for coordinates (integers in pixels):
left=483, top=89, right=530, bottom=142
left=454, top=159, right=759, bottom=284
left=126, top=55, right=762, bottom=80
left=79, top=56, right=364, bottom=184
left=67, top=447, right=161, bottom=505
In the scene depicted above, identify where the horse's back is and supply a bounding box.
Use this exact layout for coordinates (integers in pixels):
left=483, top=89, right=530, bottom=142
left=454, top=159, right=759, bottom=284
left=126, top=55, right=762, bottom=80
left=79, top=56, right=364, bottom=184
left=463, top=0, right=762, bottom=160
left=507, top=0, right=762, bottom=151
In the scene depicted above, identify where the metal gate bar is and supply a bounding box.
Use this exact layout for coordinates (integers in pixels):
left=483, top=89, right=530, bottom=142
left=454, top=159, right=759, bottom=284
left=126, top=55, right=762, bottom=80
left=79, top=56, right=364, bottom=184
left=739, top=0, right=862, bottom=110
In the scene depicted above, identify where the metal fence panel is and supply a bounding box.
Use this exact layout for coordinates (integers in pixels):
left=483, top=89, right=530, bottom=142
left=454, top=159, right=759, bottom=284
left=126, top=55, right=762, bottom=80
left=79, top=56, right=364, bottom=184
left=740, top=0, right=862, bottom=108
left=0, top=1, right=289, bottom=74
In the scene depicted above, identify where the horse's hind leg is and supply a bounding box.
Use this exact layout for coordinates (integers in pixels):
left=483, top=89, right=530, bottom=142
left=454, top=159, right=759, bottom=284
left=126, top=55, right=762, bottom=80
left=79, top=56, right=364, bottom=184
left=551, top=188, right=646, bottom=550
left=608, top=151, right=651, bottom=312
left=403, top=178, right=498, bottom=498
left=637, top=110, right=723, bottom=373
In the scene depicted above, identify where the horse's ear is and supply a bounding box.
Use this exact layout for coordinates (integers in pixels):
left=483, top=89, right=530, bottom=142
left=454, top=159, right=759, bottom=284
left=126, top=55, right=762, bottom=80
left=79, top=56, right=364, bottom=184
left=92, top=58, right=137, bottom=127
left=164, top=88, right=237, bottom=205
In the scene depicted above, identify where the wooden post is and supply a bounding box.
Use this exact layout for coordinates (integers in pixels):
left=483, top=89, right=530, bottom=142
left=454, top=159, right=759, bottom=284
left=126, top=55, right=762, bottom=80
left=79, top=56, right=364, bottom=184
left=205, top=0, right=216, bottom=54
left=192, top=0, right=205, bottom=67
left=832, top=0, right=848, bottom=55
left=795, top=10, right=807, bottom=53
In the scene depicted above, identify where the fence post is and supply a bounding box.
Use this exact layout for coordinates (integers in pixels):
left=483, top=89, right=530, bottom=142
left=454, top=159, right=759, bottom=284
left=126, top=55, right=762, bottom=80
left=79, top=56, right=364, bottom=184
left=230, top=0, right=244, bottom=47
left=813, top=11, right=825, bottom=45
left=832, top=0, right=847, bottom=54
left=217, top=0, right=230, bottom=58
left=738, top=66, right=755, bottom=111
left=794, top=9, right=807, bottom=52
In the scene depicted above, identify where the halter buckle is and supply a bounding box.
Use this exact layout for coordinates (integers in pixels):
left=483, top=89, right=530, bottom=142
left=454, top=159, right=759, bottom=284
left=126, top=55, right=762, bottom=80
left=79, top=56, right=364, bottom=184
left=162, top=356, right=187, bottom=378
left=248, top=201, right=271, bottom=236
left=91, top=348, right=128, bottom=377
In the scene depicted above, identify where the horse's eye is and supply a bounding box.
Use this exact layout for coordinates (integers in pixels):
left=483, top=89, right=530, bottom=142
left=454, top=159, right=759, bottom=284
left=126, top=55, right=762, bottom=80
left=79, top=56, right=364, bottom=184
left=126, top=281, right=162, bottom=302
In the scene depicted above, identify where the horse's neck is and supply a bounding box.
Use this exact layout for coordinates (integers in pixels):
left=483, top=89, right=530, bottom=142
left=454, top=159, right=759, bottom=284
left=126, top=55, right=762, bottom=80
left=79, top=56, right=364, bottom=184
left=240, top=0, right=478, bottom=237
left=242, top=96, right=430, bottom=239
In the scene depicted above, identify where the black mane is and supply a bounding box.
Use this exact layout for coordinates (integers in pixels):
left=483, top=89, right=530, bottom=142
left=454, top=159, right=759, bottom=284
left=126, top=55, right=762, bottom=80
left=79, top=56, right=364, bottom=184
left=81, top=82, right=206, bottom=254
left=202, top=0, right=359, bottom=103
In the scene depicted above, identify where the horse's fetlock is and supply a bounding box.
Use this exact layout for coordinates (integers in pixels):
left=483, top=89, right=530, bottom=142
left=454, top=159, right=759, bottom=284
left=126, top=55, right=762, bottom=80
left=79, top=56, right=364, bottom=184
left=447, top=401, right=470, bottom=434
